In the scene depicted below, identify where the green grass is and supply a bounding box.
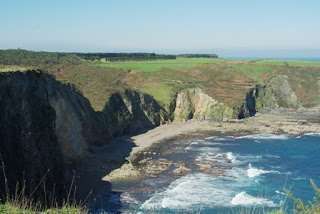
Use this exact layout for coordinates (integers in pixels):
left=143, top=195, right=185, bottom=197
left=4, top=57, right=320, bottom=111
left=254, top=59, right=320, bottom=67
left=90, top=58, right=227, bottom=72
left=139, top=84, right=175, bottom=106
left=55, top=64, right=127, bottom=111
left=231, top=64, right=275, bottom=81
left=0, top=65, right=35, bottom=72
left=0, top=203, right=84, bottom=214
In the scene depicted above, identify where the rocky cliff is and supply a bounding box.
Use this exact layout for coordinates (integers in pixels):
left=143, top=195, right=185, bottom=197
left=103, top=90, right=167, bottom=137
left=169, top=74, right=305, bottom=120
left=170, top=88, right=233, bottom=121
left=0, top=70, right=65, bottom=201
left=0, top=70, right=167, bottom=202
left=237, top=74, right=300, bottom=118
left=0, top=69, right=316, bottom=203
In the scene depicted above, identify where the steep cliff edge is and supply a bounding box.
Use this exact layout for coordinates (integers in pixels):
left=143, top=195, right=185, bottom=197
left=0, top=70, right=167, bottom=202
left=169, top=74, right=309, bottom=121
left=103, top=90, right=167, bottom=137
left=1, top=69, right=317, bottom=204
left=0, top=71, right=65, bottom=201
left=170, top=88, right=233, bottom=121
left=237, top=74, right=300, bottom=118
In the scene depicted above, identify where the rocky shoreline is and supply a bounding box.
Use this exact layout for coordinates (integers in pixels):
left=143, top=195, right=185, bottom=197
left=101, top=110, right=320, bottom=184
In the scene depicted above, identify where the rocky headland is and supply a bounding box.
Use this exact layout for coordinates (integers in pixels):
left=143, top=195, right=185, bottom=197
left=0, top=68, right=320, bottom=208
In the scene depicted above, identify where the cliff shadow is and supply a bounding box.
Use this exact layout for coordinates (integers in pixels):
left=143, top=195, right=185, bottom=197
left=74, top=133, right=146, bottom=213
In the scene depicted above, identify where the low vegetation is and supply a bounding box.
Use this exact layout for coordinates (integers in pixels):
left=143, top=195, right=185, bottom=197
left=0, top=203, right=84, bottom=214
left=284, top=179, right=320, bottom=213
left=0, top=157, right=87, bottom=214
left=90, top=57, right=227, bottom=72
left=254, top=59, right=320, bottom=67
left=1, top=48, right=320, bottom=214
left=139, top=84, right=175, bottom=106
left=177, top=53, right=218, bottom=58
left=75, top=52, right=176, bottom=61
left=1, top=49, right=320, bottom=112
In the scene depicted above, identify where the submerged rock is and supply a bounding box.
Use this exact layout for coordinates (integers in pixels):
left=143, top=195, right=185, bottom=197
left=0, top=70, right=168, bottom=202
left=171, top=164, right=192, bottom=176
left=138, top=158, right=173, bottom=177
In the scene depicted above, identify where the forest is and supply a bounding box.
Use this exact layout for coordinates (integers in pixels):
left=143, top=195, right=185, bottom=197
left=0, top=49, right=177, bottom=65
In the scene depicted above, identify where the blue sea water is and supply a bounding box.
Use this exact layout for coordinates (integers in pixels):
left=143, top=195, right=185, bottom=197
left=103, top=133, right=320, bottom=213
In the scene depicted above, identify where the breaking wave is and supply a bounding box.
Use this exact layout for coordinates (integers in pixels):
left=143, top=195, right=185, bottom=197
left=247, top=164, right=279, bottom=178
left=231, top=192, right=277, bottom=207
left=237, top=134, right=289, bottom=140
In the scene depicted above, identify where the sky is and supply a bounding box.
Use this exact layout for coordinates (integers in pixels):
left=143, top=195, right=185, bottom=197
left=1, top=0, right=320, bottom=57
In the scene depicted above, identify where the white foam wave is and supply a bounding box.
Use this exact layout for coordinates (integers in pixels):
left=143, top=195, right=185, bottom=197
left=190, top=141, right=199, bottom=145
left=237, top=134, right=289, bottom=140
left=204, top=142, right=224, bottom=145
left=198, top=147, right=222, bottom=153
left=205, top=136, right=216, bottom=140
left=231, top=192, right=277, bottom=207
left=141, top=168, right=275, bottom=210
left=141, top=173, right=235, bottom=210
left=213, top=136, right=235, bottom=141
left=226, top=152, right=236, bottom=163
left=184, top=146, right=193, bottom=151
left=299, top=133, right=320, bottom=138
left=121, top=192, right=139, bottom=204
left=247, top=164, right=278, bottom=178
left=275, top=190, right=286, bottom=195
left=196, top=151, right=237, bottom=164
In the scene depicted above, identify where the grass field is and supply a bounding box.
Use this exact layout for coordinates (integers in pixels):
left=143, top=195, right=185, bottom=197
left=231, top=63, right=275, bottom=81
left=90, top=58, right=227, bottom=72
left=120, top=58, right=320, bottom=108
left=91, top=58, right=320, bottom=73
left=2, top=57, right=320, bottom=111
left=139, top=84, right=175, bottom=106
left=254, top=59, right=320, bottom=67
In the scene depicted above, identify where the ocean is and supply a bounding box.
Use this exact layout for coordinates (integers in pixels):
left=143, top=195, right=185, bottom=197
left=100, top=133, right=320, bottom=213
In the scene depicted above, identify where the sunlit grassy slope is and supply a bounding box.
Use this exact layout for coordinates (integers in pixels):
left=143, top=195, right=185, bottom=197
left=90, top=58, right=227, bottom=72
left=3, top=58, right=319, bottom=111
left=110, top=58, right=320, bottom=108
left=254, top=59, right=320, bottom=67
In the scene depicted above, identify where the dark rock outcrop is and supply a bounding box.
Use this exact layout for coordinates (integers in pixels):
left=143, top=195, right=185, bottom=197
left=236, top=75, right=299, bottom=119
left=0, top=70, right=65, bottom=202
left=102, top=90, right=167, bottom=137
left=0, top=70, right=167, bottom=203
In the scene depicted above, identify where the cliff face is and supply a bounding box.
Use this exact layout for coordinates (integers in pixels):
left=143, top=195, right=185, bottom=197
left=171, top=88, right=233, bottom=121
left=0, top=71, right=65, bottom=201
left=46, top=79, right=105, bottom=161
left=0, top=70, right=167, bottom=201
left=0, top=69, right=314, bottom=203
left=237, top=75, right=300, bottom=118
left=102, top=90, right=167, bottom=137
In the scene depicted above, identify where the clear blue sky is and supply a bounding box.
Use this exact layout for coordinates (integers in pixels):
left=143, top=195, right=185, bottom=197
left=1, top=0, right=320, bottom=57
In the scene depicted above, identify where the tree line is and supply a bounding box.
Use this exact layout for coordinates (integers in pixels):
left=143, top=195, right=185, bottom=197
left=0, top=49, right=219, bottom=66
left=74, top=52, right=176, bottom=61
left=0, top=49, right=81, bottom=67
left=0, top=49, right=177, bottom=65
left=177, top=54, right=218, bottom=58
